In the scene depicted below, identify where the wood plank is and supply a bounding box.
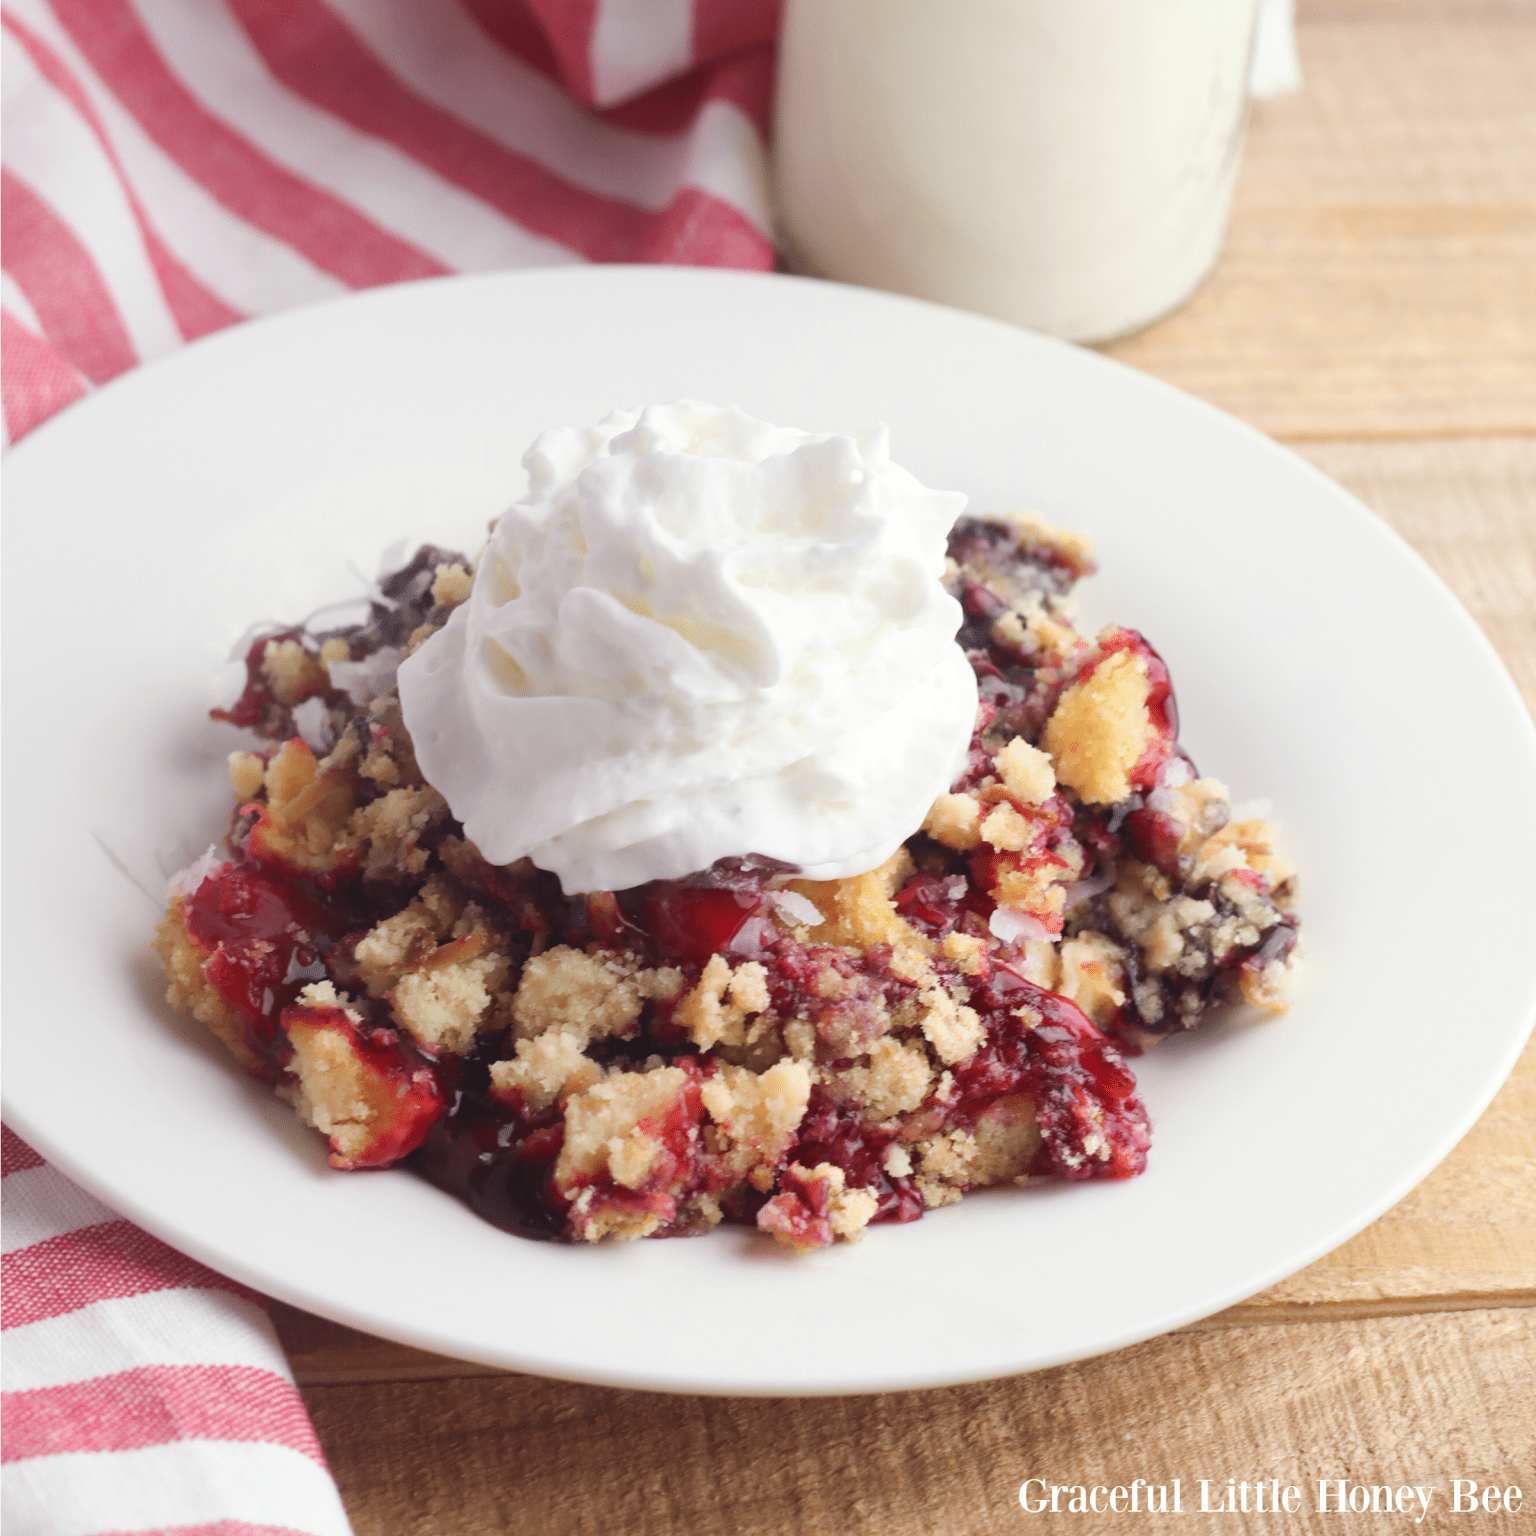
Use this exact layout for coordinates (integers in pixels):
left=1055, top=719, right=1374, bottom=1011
left=298, top=1308, right=1534, bottom=1536
left=269, top=1302, right=502, bottom=1386
left=1104, top=16, right=1536, bottom=439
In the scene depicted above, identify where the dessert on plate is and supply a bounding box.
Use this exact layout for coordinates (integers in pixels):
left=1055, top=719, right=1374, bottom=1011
left=154, top=403, right=1298, bottom=1252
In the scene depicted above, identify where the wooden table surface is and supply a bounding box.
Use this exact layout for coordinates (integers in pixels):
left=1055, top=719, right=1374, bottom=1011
left=271, top=4, right=1536, bottom=1529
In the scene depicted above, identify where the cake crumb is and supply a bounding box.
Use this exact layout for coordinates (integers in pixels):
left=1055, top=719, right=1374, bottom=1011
left=490, top=1030, right=601, bottom=1113
left=1194, top=817, right=1293, bottom=890
left=916, top=986, right=984, bottom=1065
left=992, top=508, right=1096, bottom=572
left=607, top=1131, right=662, bottom=1190
left=1043, top=644, right=1156, bottom=805
left=340, top=785, right=446, bottom=882
left=228, top=751, right=266, bottom=800
left=942, top=931, right=987, bottom=977
left=987, top=856, right=1075, bottom=930
left=701, top=1059, right=812, bottom=1190
left=783, top=1018, right=817, bottom=1063
left=787, top=848, right=932, bottom=977
left=555, top=1067, right=690, bottom=1195
left=511, top=946, right=644, bottom=1044
left=1027, top=606, right=1086, bottom=663
left=914, top=1128, right=978, bottom=1208
left=567, top=1188, right=668, bottom=1244
left=261, top=638, right=325, bottom=706
left=993, top=737, right=1056, bottom=805
left=430, top=562, right=473, bottom=609
left=250, top=738, right=357, bottom=875
left=990, top=609, right=1029, bottom=652
left=284, top=998, right=439, bottom=1171
left=756, top=1161, right=879, bottom=1252
left=1240, top=954, right=1296, bottom=1012
left=296, top=979, right=353, bottom=1012
left=152, top=898, right=258, bottom=1074
left=922, top=792, right=983, bottom=852
left=829, top=1184, right=879, bottom=1241
left=352, top=877, right=462, bottom=995
left=674, top=955, right=770, bottom=1051
left=981, top=801, right=1033, bottom=852
left=841, top=1036, right=933, bottom=1121
left=970, top=1095, right=1043, bottom=1184
left=391, top=957, right=497, bottom=1054
left=1056, top=932, right=1129, bottom=1028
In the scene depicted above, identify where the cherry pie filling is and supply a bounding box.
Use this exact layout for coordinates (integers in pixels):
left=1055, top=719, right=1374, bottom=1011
left=154, top=519, right=1297, bottom=1250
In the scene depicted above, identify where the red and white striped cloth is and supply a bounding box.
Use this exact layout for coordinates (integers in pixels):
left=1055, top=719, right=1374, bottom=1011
left=0, top=0, right=780, bottom=446
left=2, top=1128, right=355, bottom=1533
left=3, top=4, right=778, bottom=1529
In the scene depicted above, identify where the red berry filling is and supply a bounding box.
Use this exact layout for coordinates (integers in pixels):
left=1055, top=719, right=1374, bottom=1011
left=949, top=965, right=1149, bottom=1180
left=182, top=862, right=338, bottom=1080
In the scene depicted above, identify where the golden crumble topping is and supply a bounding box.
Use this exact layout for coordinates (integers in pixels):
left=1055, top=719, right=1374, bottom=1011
left=1056, top=932, right=1129, bottom=1029
left=911, top=985, right=984, bottom=1065
left=700, top=1059, right=812, bottom=1190
left=489, top=1029, right=602, bottom=1114
left=993, top=736, right=1056, bottom=805
left=840, top=1036, right=933, bottom=1122
left=430, top=562, right=473, bottom=608
left=992, top=509, right=1095, bottom=571
left=227, top=750, right=266, bottom=801
left=786, top=848, right=932, bottom=978
left=261, top=638, right=326, bottom=706
left=1043, top=642, right=1157, bottom=806
left=556, top=1067, right=692, bottom=1222
left=339, top=785, right=446, bottom=882
left=942, top=931, right=987, bottom=977
left=284, top=983, right=440, bottom=1171
left=757, top=1162, right=879, bottom=1252
left=674, top=954, right=771, bottom=1051
left=970, top=1096, right=1046, bottom=1185
left=390, top=955, right=502, bottom=1054
left=922, top=792, right=982, bottom=851
left=511, top=945, right=648, bottom=1044
left=351, top=877, right=461, bottom=995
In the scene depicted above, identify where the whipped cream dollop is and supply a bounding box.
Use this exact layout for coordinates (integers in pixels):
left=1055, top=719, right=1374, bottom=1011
left=398, top=402, right=977, bottom=892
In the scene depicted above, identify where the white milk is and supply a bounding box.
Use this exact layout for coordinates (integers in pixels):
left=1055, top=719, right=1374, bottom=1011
left=772, top=0, right=1260, bottom=343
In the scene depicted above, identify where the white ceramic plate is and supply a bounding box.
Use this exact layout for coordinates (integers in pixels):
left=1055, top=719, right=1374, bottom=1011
left=5, top=268, right=1534, bottom=1396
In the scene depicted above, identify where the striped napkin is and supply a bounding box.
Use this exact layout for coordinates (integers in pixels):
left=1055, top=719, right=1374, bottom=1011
left=2, top=1128, right=354, bottom=1532
left=0, top=0, right=779, bottom=445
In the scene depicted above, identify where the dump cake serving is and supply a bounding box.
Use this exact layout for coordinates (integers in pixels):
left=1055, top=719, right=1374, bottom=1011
left=154, top=402, right=1299, bottom=1252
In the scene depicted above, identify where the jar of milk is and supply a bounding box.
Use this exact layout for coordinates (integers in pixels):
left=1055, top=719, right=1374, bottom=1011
left=772, top=0, right=1261, bottom=343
